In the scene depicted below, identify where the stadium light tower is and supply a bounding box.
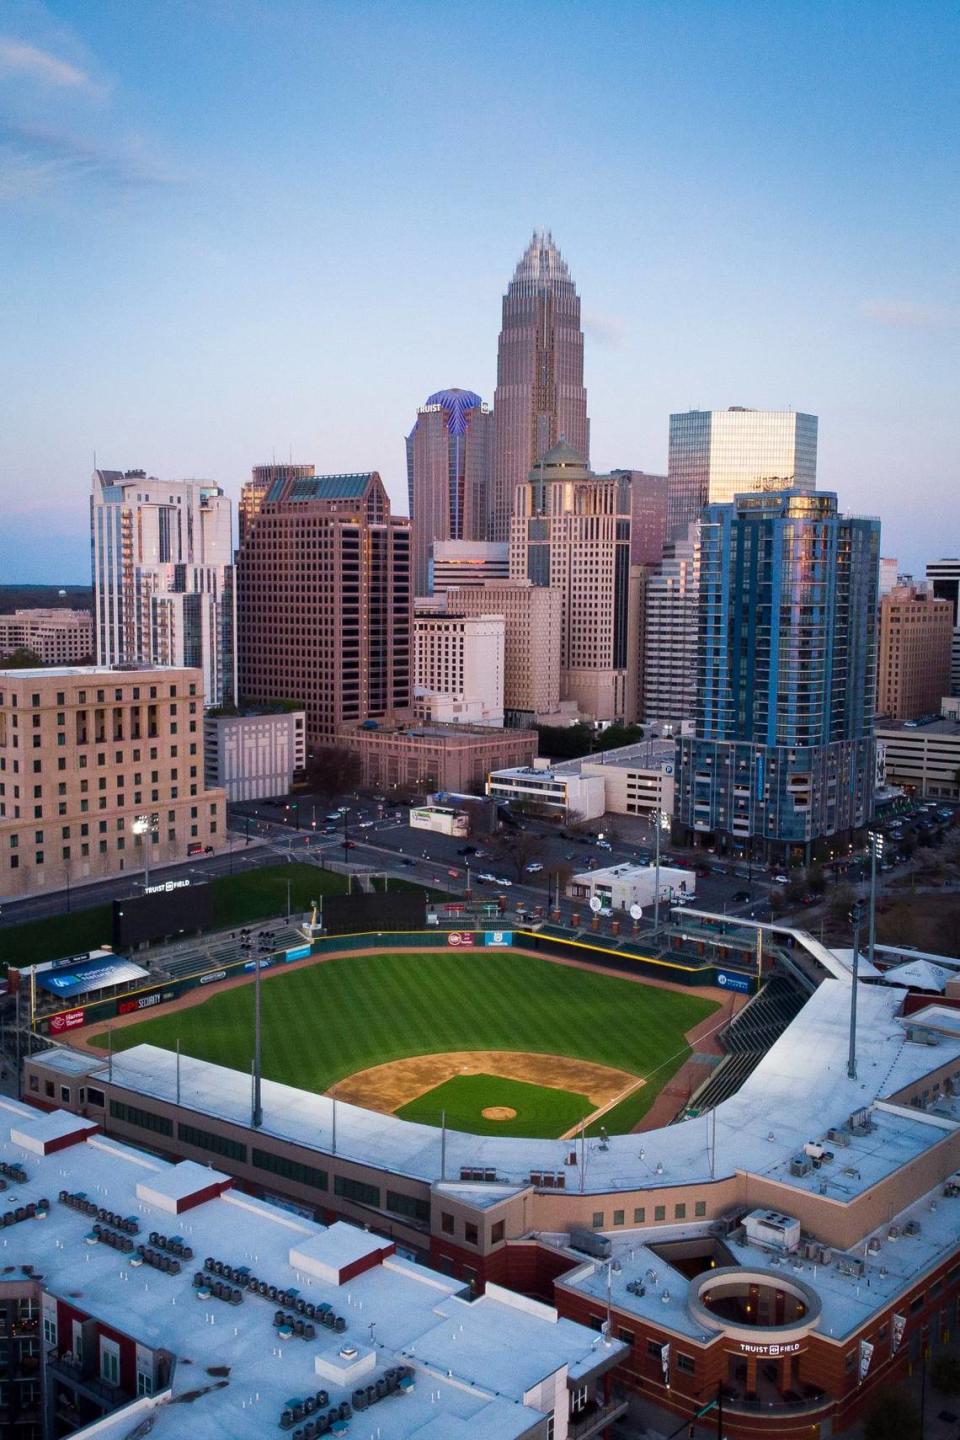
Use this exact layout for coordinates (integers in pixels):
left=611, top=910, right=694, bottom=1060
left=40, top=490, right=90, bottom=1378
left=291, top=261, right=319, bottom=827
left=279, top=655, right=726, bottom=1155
left=133, top=813, right=157, bottom=890
left=848, top=900, right=864, bottom=1080
left=867, top=830, right=884, bottom=965
left=653, top=809, right=671, bottom=932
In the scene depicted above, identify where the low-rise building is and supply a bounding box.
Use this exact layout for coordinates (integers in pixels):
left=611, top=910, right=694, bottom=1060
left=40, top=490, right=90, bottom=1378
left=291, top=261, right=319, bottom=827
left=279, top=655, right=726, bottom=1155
left=554, top=739, right=676, bottom=818
left=409, top=804, right=469, bottom=837
left=0, top=665, right=225, bottom=897
left=486, top=758, right=606, bottom=820
left=0, top=607, right=93, bottom=664
left=568, top=861, right=694, bottom=912
left=875, top=713, right=960, bottom=799
left=338, top=721, right=536, bottom=795
left=203, top=704, right=306, bottom=801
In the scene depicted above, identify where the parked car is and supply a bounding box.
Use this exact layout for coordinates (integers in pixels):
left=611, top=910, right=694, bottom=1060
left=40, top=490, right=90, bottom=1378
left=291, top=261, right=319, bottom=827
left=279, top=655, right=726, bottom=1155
left=495, top=877, right=513, bottom=887
left=478, top=872, right=497, bottom=882
left=525, top=862, right=544, bottom=873
left=773, top=874, right=789, bottom=883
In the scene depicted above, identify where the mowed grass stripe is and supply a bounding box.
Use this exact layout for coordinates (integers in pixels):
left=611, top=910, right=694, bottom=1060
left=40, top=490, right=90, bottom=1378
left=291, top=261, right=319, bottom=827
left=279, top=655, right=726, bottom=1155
left=92, top=951, right=717, bottom=1133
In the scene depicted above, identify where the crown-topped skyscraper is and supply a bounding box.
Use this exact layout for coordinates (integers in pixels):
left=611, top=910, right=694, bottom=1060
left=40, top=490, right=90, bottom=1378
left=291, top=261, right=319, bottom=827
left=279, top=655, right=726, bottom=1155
left=489, top=231, right=589, bottom=543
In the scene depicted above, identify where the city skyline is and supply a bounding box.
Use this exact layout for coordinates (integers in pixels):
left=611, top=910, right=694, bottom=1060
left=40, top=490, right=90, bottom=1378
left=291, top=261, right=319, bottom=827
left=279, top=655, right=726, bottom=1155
left=1, top=0, right=958, bottom=580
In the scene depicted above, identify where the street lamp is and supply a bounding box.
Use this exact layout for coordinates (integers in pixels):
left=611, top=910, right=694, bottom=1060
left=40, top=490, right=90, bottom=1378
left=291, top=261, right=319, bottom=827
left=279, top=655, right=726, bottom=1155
left=867, top=830, right=884, bottom=965
left=653, top=809, right=671, bottom=932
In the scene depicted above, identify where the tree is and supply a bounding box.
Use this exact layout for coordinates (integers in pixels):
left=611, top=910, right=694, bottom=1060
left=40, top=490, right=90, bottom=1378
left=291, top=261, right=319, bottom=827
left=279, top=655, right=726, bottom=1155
left=826, top=882, right=857, bottom=926
left=304, top=746, right=363, bottom=804
left=593, top=723, right=646, bottom=753
left=806, top=863, right=827, bottom=895
left=487, top=828, right=546, bottom=881
left=535, top=722, right=593, bottom=760
left=863, top=1389, right=921, bottom=1440
left=544, top=860, right=573, bottom=905
left=0, top=646, right=42, bottom=668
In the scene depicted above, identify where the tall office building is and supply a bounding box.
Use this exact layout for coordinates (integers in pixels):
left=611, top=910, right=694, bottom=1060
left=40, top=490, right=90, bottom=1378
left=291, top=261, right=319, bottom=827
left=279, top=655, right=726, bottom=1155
left=926, top=557, right=960, bottom=695
left=406, top=390, right=493, bottom=595
left=490, top=231, right=589, bottom=543
left=240, top=463, right=315, bottom=545
left=91, top=469, right=237, bottom=707
left=642, top=522, right=701, bottom=722
left=443, top=580, right=564, bottom=725
left=510, top=441, right=638, bottom=723
left=877, top=586, right=953, bottom=720
left=675, top=490, right=880, bottom=863
left=430, top=540, right=509, bottom=594
left=666, top=408, right=818, bottom=539
left=611, top=470, right=669, bottom=565
left=236, top=471, right=411, bottom=746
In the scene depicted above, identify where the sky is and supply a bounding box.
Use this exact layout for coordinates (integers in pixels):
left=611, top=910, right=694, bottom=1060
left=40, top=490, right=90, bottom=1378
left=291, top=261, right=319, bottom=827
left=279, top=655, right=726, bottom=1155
left=0, top=0, right=957, bottom=581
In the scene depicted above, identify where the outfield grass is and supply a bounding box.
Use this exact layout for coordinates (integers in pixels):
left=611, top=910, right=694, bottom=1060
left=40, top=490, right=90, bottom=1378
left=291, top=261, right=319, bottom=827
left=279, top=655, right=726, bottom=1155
left=90, top=950, right=717, bottom=1133
left=396, top=1073, right=591, bottom=1138
left=0, top=864, right=352, bottom=972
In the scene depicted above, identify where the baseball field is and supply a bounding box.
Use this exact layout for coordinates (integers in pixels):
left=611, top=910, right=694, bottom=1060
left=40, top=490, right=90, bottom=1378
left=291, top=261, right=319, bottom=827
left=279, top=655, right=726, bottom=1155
left=90, top=949, right=718, bottom=1137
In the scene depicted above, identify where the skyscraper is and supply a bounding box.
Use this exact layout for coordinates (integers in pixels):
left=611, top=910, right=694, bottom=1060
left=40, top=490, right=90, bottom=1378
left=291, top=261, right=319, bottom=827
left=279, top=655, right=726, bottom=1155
left=666, top=408, right=818, bottom=539
left=675, top=490, right=879, bottom=864
left=405, top=389, right=493, bottom=596
left=236, top=471, right=411, bottom=746
left=611, top=469, right=669, bottom=565
left=240, top=463, right=315, bottom=545
left=641, top=521, right=700, bottom=722
left=91, top=469, right=236, bottom=707
left=926, top=557, right=960, bottom=695
left=510, top=441, right=638, bottom=723
left=490, top=231, right=589, bottom=543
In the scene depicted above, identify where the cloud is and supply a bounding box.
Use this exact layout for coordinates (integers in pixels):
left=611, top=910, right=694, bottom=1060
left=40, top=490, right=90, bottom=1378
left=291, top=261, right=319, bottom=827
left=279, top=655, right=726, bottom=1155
left=0, top=35, right=99, bottom=93
left=0, top=120, right=177, bottom=199
left=860, top=299, right=959, bottom=331
left=584, top=311, right=626, bottom=348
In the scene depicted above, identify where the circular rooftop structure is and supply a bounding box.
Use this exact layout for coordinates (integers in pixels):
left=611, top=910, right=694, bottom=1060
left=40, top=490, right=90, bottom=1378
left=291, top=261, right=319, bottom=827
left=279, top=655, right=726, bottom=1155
left=689, top=1266, right=822, bottom=1347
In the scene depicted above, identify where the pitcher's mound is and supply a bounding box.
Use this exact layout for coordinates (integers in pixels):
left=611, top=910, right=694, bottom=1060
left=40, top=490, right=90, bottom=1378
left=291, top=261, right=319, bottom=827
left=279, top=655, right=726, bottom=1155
left=481, top=1106, right=517, bottom=1121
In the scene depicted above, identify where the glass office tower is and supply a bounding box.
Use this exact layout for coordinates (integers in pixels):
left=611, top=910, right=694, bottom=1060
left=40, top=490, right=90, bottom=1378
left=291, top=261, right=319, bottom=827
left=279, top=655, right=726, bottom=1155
left=667, top=408, right=818, bottom=539
left=674, top=489, right=880, bottom=864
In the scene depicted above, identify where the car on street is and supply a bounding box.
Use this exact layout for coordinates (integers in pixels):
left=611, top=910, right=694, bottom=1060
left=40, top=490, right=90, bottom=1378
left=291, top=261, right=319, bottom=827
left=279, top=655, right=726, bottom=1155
left=525, top=862, right=544, bottom=872
left=477, top=872, right=497, bottom=883
left=773, top=874, right=789, bottom=883
left=457, top=846, right=477, bottom=856
left=401, top=858, right=415, bottom=866
left=495, top=877, right=513, bottom=887
left=447, top=868, right=460, bottom=879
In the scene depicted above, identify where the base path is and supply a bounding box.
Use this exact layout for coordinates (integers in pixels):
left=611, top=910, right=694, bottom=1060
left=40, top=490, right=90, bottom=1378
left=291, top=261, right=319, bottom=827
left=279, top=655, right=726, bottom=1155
left=330, top=1049, right=640, bottom=1117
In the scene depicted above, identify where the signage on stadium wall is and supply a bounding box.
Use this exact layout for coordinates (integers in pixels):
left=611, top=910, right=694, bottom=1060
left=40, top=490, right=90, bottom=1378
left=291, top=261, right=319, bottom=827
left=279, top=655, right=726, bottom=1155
left=446, top=931, right=475, bottom=947
left=200, top=969, right=228, bottom=986
left=738, top=1340, right=801, bottom=1357
left=48, top=1009, right=85, bottom=1033
left=484, top=931, right=512, bottom=947
left=285, top=945, right=312, bottom=962
left=118, top=991, right=164, bottom=1015
left=143, top=878, right=192, bottom=896
left=715, top=969, right=751, bottom=993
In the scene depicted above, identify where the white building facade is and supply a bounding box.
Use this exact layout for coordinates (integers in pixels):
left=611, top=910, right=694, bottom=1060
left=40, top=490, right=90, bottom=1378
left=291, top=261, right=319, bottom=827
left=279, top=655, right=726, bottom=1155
left=486, top=758, right=606, bottom=819
left=92, top=469, right=237, bottom=707
left=203, top=708, right=305, bottom=802
left=414, top=610, right=505, bottom=728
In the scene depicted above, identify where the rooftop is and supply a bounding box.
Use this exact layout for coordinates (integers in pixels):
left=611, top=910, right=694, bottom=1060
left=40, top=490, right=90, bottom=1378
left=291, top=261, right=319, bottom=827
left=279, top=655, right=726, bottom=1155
left=875, top=715, right=960, bottom=735
left=0, top=1101, right=620, bottom=1440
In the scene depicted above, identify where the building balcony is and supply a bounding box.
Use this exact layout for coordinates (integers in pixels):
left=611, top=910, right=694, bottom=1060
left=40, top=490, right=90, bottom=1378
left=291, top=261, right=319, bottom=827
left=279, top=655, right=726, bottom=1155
left=568, top=1397, right=630, bottom=1437
left=720, top=1377, right=832, bottom=1417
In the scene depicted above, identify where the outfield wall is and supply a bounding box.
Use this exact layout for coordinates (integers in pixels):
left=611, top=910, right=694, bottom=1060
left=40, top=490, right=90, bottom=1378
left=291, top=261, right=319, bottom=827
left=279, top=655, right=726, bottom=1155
left=33, top=928, right=753, bottom=1038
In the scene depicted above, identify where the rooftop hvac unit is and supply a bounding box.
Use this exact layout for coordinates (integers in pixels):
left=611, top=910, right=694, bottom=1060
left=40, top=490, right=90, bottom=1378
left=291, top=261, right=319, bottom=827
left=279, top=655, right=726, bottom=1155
left=626, top=1280, right=646, bottom=1297
left=826, top=1128, right=850, bottom=1147
left=903, top=1219, right=921, bottom=1237
left=835, top=1253, right=865, bottom=1278
left=818, top=1248, right=833, bottom=1266
left=790, top=1155, right=812, bottom=1177
left=887, top=1225, right=901, bottom=1241
left=729, top=1226, right=746, bottom=1246
left=569, top=1226, right=612, bottom=1261
left=848, top=1107, right=874, bottom=1135
left=867, top=1237, right=882, bottom=1255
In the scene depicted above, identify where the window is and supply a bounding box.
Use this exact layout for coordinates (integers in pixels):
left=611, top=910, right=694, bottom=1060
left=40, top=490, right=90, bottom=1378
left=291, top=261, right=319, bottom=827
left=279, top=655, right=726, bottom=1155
left=86, top=1087, right=105, bottom=1108
left=618, top=1326, right=634, bottom=1346
left=634, top=1206, right=645, bottom=1223
left=441, top=1212, right=455, bottom=1235
left=178, top=1121, right=246, bottom=1162
left=464, top=1222, right=479, bottom=1246
left=695, top=1201, right=707, bottom=1217
left=334, top=1175, right=380, bottom=1207
left=613, top=1209, right=625, bottom=1226
left=44, top=1080, right=54, bottom=1098
left=491, top=1220, right=505, bottom=1244
left=43, top=1315, right=57, bottom=1346
left=647, top=1340, right=662, bottom=1358
left=654, top=1205, right=666, bottom=1222
left=100, top=1336, right=120, bottom=1387
left=910, top=1294, right=924, bottom=1313
left=110, top=1100, right=173, bottom=1136
left=386, top=1190, right=430, bottom=1224
left=677, top=1353, right=695, bottom=1375
left=570, top=1383, right=588, bottom=1414
left=675, top=1203, right=686, bottom=1220
left=59, top=1085, right=70, bottom=1104
left=137, top=1370, right=153, bottom=1396
left=252, top=1148, right=327, bottom=1190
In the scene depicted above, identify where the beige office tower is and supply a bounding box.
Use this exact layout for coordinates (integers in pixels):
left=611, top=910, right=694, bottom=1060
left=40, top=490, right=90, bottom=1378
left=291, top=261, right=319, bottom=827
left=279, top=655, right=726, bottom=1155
left=642, top=521, right=700, bottom=722
left=0, top=610, right=93, bottom=665
left=876, top=586, right=954, bottom=720
left=509, top=442, right=639, bottom=724
left=414, top=610, right=505, bottom=727
left=443, top=580, right=564, bottom=725
left=239, top=464, right=316, bottom=545
left=0, top=665, right=225, bottom=897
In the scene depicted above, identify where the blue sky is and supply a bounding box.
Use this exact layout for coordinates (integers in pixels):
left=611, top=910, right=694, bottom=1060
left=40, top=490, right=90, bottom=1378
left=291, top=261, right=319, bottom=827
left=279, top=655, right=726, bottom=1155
left=0, top=0, right=957, bottom=580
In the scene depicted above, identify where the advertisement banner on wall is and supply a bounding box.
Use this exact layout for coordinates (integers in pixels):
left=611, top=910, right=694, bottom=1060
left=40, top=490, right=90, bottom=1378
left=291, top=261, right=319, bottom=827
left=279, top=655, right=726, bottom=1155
left=892, top=1313, right=906, bottom=1352
left=285, top=945, right=312, bottom=963
left=48, top=1009, right=86, bottom=1034
left=484, top=931, right=513, bottom=947
left=446, top=931, right=475, bottom=948
left=858, top=1339, right=874, bottom=1382
left=715, top=969, right=751, bottom=993
left=660, top=1342, right=671, bottom=1386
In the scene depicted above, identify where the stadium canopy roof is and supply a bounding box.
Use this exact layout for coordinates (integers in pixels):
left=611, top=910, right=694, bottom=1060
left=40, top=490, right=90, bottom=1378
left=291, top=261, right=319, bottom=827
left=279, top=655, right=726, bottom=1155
left=36, top=956, right=149, bottom=998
